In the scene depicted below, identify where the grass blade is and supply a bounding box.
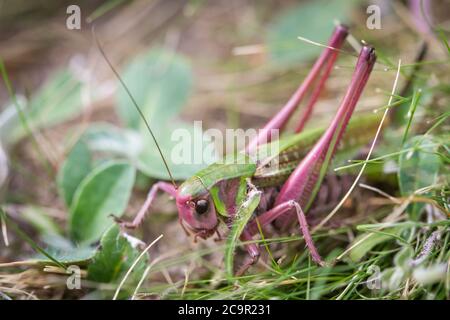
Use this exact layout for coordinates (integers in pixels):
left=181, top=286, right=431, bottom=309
left=0, top=208, right=65, bottom=269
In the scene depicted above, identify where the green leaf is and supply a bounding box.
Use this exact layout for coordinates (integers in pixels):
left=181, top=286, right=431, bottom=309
left=20, top=205, right=62, bottom=236
left=11, top=245, right=95, bottom=268
left=37, top=245, right=96, bottom=266
left=57, top=140, right=93, bottom=207
left=88, top=225, right=148, bottom=283
left=136, top=121, right=216, bottom=180
left=266, top=0, right=355, bottom=66
left=38, top=234, right=96, bottom=266
left=0, top=208, right=65, bottom=269
left=69, top=161, right=135, bottom=244
left=349, top=227, right=401, bottom=262
left=398, top=135, right=442, bottom=220
left=80, top=122, right=210, bottom=180
left=82, top=123, right=142, bottom=159
left=2, top=69, right=84, bottom=144
left=57, top=123, right=141, bottom=209
left=116, top=48, right=192, bottom=130
left=115, top=48, right=216, bottom=180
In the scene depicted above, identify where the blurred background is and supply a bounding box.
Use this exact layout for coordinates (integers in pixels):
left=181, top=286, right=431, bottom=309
left=0, top=0, right=448, bottom=300
left=1, top=0, right=448, bottom=200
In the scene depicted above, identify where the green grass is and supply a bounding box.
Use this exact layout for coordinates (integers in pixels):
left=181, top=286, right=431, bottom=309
left=130, top=223, right=449, bottom=300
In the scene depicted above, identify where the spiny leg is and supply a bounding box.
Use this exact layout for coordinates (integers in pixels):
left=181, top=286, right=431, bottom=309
left=250, top=200, right=323, bottom=264
left=116, top=181, right=177, bottom=229
left=238, top=199, right=324, bottom=275
left=274, top=46, right=376, bottom=230
left=246, top=24, right=348, bottom=153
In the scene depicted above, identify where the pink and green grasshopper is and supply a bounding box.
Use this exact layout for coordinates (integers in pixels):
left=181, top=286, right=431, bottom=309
left=103, top=25, right=378, bottom=274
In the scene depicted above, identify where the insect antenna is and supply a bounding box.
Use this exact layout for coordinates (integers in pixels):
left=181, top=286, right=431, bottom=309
left=92, top=26, right=177, bottom=188
left=297, top=34, right=358, bottom=58
left=297, top=27, right=390, bottom=69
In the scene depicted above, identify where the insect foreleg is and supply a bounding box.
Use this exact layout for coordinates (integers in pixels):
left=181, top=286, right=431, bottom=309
left=117, top=181, right=177, bottom=229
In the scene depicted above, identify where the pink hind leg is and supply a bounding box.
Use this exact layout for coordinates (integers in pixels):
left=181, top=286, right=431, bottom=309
left=238, top=46, right=376, bottom=273
left=294, top=54, right=337, bottom=133
left=246, top=25, right=348, bottom=153
left=274, top=46, right=376, bottom=230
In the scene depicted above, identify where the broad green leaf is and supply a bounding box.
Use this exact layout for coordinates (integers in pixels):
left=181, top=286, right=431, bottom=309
left=37, top=246, right=96, bottom=266
left=266, top=0, right=355, bottom=66
left=398, top=135, right=442, bottom=220
left=69, top=161, right=135, bottom=244
left=14, top=246, right=95, bottom=268
left=2, top=70, right=84, bottom=144
left=137, top=121, right=217, bottom=180
left=88, top=225, right=148, bottom=283
left=0, top=208, right=65, bottom=269
left=57, top=123, right=141, bottom=208
left=116, top=48, right=192, bottom=130
left=20, top=205, right=61, bottom=236
left=57, top=140, right=93, bottom=207
left=3, top=209, right=93, bottom=268
left=82, top=123, right=142, bottom=159
left=349, top=227, right=401, bottom=262
left=115, top=48, right=215, bottom=180
left=38, top=234, right=96, bottom=265
left=27, top=70, right=83, bottom=127
left=79, top=121, right=210, bottom=180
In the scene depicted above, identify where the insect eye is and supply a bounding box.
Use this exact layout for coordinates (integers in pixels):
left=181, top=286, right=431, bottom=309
left=195, top=199, right=209, bottom=215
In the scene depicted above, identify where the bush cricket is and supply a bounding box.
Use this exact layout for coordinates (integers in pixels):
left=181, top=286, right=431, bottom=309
left=97, top=24, right=378, bottom=274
